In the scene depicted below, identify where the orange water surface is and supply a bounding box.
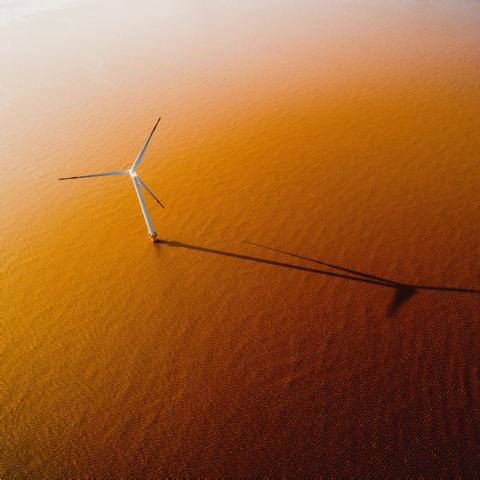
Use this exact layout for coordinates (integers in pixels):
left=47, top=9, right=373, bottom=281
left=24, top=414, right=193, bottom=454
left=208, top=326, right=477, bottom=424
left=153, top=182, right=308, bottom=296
left=2, top=1, right=480, bottom=477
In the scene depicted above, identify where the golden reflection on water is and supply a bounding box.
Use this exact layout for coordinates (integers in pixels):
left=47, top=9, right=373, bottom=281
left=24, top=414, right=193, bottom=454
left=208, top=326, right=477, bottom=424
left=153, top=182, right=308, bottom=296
left=2, top=1, right=480, bottom=477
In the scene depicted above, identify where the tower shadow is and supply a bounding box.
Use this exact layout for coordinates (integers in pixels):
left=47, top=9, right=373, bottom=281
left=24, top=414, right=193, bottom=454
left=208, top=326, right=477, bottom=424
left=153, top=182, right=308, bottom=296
left=156, top=239, right=480, bottom=316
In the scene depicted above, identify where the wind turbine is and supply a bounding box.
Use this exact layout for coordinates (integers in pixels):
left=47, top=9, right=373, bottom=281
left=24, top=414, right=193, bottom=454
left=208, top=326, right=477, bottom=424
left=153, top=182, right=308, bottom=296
left=59, top=117, right=164, bottom=241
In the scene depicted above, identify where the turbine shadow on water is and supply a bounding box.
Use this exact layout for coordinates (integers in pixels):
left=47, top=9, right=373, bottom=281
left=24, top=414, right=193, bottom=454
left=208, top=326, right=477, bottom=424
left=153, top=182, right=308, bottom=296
left=156, top=239, right=480, bottom=316
left=245, top=241, right=419, bottom=316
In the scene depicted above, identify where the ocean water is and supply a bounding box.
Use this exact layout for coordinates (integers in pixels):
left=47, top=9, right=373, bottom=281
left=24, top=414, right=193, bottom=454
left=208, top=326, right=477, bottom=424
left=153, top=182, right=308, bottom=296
left=2, top=1, right=480, bottom=477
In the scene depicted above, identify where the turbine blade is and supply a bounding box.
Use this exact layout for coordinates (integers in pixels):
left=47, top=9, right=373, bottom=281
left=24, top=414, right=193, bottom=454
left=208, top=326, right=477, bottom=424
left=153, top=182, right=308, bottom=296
left=58, top=170, right=128, bottom=180
left=138, top=176, right=165, bottom=208
left=131, top=116, right=161, bottom=171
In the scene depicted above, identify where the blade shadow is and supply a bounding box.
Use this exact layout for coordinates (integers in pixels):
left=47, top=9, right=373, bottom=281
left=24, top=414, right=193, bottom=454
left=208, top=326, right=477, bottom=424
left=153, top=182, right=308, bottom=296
left=246, top=241, right=480, bottom=315
left=388, top=285, right=417, bottom=316
left=246, top=241, right=412, bottom=315
left=245, top=241, right=400, bottom=286
left=157, top=239, right=480, bottom=316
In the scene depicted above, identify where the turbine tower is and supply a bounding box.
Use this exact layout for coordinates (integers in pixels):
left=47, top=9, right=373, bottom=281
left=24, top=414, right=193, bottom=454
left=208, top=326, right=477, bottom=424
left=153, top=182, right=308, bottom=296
left=59, top=117, right=164, bottom=241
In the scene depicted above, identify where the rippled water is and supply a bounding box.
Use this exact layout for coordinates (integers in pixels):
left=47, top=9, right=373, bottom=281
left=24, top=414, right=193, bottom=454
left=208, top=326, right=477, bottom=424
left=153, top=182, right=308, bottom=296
left=2, top=1, right=480, bottom=477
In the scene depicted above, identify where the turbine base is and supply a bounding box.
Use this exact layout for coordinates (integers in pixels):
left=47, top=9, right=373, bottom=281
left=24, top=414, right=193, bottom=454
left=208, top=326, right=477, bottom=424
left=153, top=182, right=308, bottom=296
left=150, top=232, right=157, bottom=242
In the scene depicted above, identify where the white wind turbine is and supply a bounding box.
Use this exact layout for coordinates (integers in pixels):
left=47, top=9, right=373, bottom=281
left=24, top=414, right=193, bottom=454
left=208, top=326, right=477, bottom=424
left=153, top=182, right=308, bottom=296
left=59, top=117, right=164, bottom=241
